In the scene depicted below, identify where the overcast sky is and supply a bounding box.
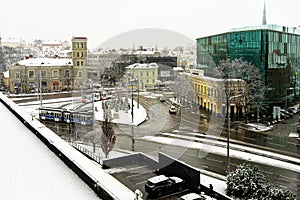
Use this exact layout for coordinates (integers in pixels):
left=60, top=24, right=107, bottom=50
left=1, top=0, right=300, bottom=49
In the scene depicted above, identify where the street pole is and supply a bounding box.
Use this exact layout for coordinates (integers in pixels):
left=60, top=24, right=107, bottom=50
left=131, top=78, right=134, bottom=124
left=285, top=87, right=294, bottom=121
left=227, top=94, right=242, bottom=174
left=137, top=74, right=139, bottom=109
left=227, top=99, right=230, bottom=174
left=40, top=70, right=43, bottom=108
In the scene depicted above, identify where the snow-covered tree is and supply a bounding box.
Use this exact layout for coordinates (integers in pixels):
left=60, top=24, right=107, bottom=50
left=215, top=58, right=266, bottom=120
left=226, top=162, right=295, bottom=200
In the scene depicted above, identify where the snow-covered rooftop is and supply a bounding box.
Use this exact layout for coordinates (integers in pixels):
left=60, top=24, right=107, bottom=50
left=125, top=62, right=159, bottom=69
left=173, top=66, right=184, bottom=71
left=16, top=58, right=73, bottom=67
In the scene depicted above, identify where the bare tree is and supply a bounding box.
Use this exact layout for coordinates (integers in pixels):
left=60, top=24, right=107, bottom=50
left=215, top=58, right=266, bottom=121
left=84, top=123, right=101, bottom=153
left=101, top=101, right=116, bottom=158
left=0, top=46, right=7, bottom=73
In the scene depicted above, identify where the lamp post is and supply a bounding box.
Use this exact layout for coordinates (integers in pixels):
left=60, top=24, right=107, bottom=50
left=131, top=79, right=134, bottom=123
left=137, top=73, right=140, bottom=109
left=285, top=87, right=294, bottom=121
left=39, top=62, right=44, bottom=108
left=40, top=70, right=42, bottom=107
left=227, top=94, right=242, bottom=174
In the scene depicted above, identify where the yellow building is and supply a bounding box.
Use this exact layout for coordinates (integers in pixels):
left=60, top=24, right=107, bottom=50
left=8, top=37, right=88, bottom=93
left=187, top=69, right=245, bottom=116
left=125, top=63, right=159, bottom=90
left=71, top=37, right=88, bottom=89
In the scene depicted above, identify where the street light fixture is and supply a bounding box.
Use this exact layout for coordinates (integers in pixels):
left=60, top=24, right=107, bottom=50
left=227, top=94, right=242, bottom=174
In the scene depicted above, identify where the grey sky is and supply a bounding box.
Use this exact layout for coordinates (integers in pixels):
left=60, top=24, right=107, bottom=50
left=1, top=0, right=300, bottom=49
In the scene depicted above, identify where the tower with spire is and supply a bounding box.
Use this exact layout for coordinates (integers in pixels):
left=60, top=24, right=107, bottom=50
left=262, top=0, right=267, bottom=25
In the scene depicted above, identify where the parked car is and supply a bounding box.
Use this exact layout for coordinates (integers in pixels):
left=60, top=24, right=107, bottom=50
left=145, top=175, right=185, bottom=197
left=178, top=192, right=206, bottom=200
left=169, top=106, right=177, bottom=114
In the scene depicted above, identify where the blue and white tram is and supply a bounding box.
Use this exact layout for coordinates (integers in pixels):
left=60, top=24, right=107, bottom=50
left=39, top=108, right=93, bottom=126
left=71, top=111, right=93, bottom=125
left=39, top=107, right=64, bottom=122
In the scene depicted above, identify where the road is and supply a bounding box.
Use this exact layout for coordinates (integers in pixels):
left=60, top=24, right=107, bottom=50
left=114, top=100, right=300, bottom=198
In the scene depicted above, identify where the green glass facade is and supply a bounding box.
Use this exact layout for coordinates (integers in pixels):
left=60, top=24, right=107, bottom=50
left=197, top=24, right=300, bottom=109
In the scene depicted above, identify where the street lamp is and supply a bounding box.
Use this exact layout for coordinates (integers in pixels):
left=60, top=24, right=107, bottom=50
left=285, top=87, right=294, bottom=121
left=227, top=94, right=242, bottom=174
left=39, top=62, right=44, bottom=108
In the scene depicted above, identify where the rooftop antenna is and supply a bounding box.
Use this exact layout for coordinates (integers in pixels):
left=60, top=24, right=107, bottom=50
left=262, top=0, right=267, bottom=25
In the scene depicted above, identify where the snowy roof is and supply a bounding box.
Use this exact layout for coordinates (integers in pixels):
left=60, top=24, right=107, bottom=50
left=16, top=58, right=73, bottom=67
left=125, top=62, right=159, bottom=69
left=173, top=67, right=184, bottom=71
left=183, top=72, right=242, bottom=83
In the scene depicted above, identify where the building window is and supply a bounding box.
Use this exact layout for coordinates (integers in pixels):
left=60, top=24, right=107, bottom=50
left=140, top=71, right=143, bottom=77
left=65, top=70, right=70, bottom=77
left=41, top=70, right=46, bottom=78
left=53, top=70, right=59, bottom=78
left=15, top=72, right=20, bottom=79
left=78, top=71, right=82, bottom=78
left=81, top=61, right=84, bottom=66
left=28, top=70, right=35, bottom=78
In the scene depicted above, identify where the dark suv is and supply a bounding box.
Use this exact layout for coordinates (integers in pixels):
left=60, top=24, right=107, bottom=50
left=145, top=175, right=185, bottom=197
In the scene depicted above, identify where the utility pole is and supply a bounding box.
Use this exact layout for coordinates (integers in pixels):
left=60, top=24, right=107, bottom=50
left=227, top=94, right=242, bottom=174
left=39, top=69, right=43, bottom=108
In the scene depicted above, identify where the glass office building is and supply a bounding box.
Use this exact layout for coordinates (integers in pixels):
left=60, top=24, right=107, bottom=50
left=197, top=24, right=300, bottom=109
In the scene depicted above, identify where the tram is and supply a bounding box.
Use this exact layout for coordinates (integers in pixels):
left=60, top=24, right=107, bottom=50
left=39, top=107, right=93, bottom=125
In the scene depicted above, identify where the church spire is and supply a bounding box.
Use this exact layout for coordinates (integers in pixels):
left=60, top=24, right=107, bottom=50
left=262, top=0, right=267, bottom=25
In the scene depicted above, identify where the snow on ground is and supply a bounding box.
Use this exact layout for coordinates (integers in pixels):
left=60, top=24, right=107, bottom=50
left=142, top=135, right=300, bottom=173
left=93, top=98, right=147, bottom=126
left=241, top=123, right=273, bottom=132
left=159, top=132, right=300, bottom=167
